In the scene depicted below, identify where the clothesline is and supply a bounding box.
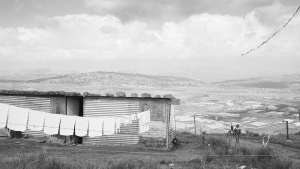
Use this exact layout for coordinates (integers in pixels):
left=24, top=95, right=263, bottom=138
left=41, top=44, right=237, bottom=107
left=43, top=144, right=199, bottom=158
left=0, top=121, right=123, bottom=132
left=0, top=103, right=151, bottom=137
left=0, top=121, right=129, bottom=133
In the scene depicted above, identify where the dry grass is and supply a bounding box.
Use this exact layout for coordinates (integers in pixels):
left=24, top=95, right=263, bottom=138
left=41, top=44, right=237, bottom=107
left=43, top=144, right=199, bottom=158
left=0, top=133, right=298, bottom=169
left=1, top=151, right=292, bottom=169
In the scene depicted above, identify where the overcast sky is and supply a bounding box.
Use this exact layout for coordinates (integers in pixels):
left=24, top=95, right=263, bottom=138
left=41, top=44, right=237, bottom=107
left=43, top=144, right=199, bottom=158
left=0, top=0, right=300, bottom=81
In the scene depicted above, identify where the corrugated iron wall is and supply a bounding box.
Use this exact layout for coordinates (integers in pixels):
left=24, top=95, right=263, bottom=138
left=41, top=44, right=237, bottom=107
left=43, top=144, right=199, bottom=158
left=84, top=98, right=140, bottom=117
left=0, top=95, right=52, bottom=113
left=168, top=105, right=176, bottom=147
left=83, top=98, right=140, bottom=145
left=139, top=100, right=166, bottom=121
left=83, top=97, right=171, bottom=146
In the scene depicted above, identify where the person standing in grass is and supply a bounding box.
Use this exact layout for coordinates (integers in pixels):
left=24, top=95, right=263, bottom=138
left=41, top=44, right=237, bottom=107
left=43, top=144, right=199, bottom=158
left=234, top=124, right=241, bottom=151
left=229, top=123, right=234, bottom=144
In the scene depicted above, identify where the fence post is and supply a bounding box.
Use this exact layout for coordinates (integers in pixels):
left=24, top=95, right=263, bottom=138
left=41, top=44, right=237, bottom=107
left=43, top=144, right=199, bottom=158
left=193, top=114, right=196, bottom=135
left=286, top=121, right=289, bottom=140
left=165, top=104, right=170, bottom=150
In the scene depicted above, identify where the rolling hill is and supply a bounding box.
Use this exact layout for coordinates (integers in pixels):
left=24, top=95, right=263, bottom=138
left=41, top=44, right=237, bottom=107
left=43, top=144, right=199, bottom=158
left=0, top=71, right=205, bottom=89
left=215, top=74, right=300, bottom=89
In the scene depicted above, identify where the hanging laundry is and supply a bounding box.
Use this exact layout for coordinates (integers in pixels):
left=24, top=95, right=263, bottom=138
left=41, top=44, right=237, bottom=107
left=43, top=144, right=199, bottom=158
left=102, top=117, right=115, bottom=135
left=60, top=115, right=77, bottom=136
left=115, top=118, right=120, bottom=134
left=88, top=117, right=103, bottom=137
left=75, top=117, right=88, bottom=137
left=27, top=110, right=45, bottom=131
left=0, top=103, right=9, bottom=128
left=115, top=116, right=130, bottom=134
left=44, top=113, right=61, bottom=135
left=137, top=110, right=151, bottom=133
left=170, top=106, right=176, bottom=131
left=130, top=113, right=137, bottom=121
left=7, top=106, right=29, bottom=132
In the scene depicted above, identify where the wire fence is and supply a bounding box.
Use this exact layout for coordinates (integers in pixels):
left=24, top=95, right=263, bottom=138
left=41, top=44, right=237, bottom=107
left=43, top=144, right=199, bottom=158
left=173, top=114, right=300, bottom=136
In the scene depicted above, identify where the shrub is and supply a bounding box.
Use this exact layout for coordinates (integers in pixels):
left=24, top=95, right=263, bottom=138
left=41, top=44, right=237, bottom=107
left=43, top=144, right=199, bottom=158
left=141, top=93, right=151, bottom=98
left=130, top=93, right=138, bottom=97
left=0, top=153, right=162, bottom=169
left=294, top=131, right=300, bottom=135
left=255, top=147, right=274, bottom=162
left=163, top=94, right=175, bottom=99
left=245, top=130, right=260, bottom=137
left=153, top=95, right=161, bottom=98
left=236, top=147, right=293, bottom=169
left=107, top=159, right=159, bottom=169
left=116, top=91, right=126, bottom=97
left=256, top=159, right=292, bottom=169
left=207, top=137, right=230, bottom=155
left=0, top=153, right=99, bottom=169
left=239, top=146, right=252, bottom=155
left=105, top=93, right=114, bottom=97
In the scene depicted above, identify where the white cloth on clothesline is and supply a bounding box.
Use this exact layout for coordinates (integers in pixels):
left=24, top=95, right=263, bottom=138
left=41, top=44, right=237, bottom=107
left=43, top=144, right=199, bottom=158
left=0, top=103, right=9, bottom=128
left=60, top=115, right=77, bottom=136
left=130, top=113, right=137, bottom=121
left=102, top=117, right=115, bottom=135
left=115, top=116, right=131, bottom=134
left=44, top=113, right=61, bottom=135
left=27, top=110, right=45, bottom=131
left=88, top=117, right=103, bottom=137
left=170, top=106, right=176, bottom=130
left=7, top=106, right=29, bottom=132
left=137, top=110, right=150, bottom=133
left=75, top=117, right=88, bottom=137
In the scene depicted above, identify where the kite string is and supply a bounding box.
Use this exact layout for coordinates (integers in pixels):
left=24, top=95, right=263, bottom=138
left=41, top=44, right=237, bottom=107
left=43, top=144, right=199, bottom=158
left=241, top=4, right=300, bottom=56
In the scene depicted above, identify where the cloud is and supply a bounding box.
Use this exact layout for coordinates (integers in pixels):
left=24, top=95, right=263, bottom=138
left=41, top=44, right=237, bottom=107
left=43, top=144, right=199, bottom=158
left=84, top=0, right=299, bottom=22
left=0, top=3, right=300, bottom=81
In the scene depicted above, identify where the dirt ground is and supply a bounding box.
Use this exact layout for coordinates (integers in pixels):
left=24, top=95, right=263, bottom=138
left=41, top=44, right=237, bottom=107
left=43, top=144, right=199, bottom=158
left=0, top=135, right=300, bottom=168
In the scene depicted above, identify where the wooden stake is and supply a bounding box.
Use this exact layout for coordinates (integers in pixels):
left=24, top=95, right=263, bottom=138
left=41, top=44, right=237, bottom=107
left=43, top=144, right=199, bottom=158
left=193, top=114, right=196, bottom=135
left=286, top=121, right=289, bottom=140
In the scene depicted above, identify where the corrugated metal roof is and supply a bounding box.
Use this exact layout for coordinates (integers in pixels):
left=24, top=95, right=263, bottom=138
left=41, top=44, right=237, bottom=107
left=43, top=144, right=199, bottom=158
left=0, top=90, right=81, bottom=97
left=0, top=90, right=179, bottom=104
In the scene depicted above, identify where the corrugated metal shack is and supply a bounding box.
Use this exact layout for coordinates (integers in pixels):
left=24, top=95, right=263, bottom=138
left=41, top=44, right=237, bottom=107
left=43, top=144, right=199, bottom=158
left=0, top=90, right=178, bottom=149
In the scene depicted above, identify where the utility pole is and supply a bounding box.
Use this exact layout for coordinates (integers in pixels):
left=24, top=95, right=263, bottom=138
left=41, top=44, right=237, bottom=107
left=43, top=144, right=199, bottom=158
left=193, top=114, right=196, bottom=135
left=286, top=121, right=289, bottom=140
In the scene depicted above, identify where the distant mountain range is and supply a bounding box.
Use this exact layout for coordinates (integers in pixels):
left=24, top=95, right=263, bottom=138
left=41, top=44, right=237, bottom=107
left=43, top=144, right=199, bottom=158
left=0, top=71, right=300, bottom=89
left=0, top=71, right=204, bottom=88
left=215, top=74, right=300, bottom=89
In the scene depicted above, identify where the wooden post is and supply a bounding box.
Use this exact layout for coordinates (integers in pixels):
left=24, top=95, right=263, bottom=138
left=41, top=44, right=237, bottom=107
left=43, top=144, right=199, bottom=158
left=174, top=116, right=177, bottom=134
left=286, top=121, right=289, bottom=140
left=65, top=96, right=68, bottom=144
left=165, top=103, right=170, bottom=150
left=193, top=114, right=196, bottom=135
